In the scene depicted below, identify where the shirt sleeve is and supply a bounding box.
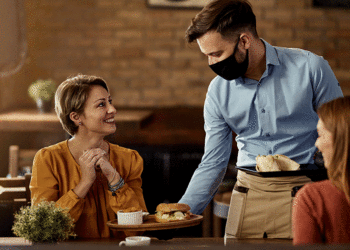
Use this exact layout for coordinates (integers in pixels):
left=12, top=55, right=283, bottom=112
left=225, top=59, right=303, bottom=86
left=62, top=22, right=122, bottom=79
left=108, top=150, right=148, bottom=213
left=292, top=185, right=323, bottom=245
left=30, top=149, right=85, bottom=223
left=309, top=53, right=343, bottom=110
left=178, top=91, right=232, bottom=215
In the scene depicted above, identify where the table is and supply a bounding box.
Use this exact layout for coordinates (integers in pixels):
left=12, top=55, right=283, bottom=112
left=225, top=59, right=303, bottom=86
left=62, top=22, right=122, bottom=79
left=0, top=109, right=153, bottom=132
left=4, top=237, right=350, bottom=249
left=0, top=237, right=295, bottom=249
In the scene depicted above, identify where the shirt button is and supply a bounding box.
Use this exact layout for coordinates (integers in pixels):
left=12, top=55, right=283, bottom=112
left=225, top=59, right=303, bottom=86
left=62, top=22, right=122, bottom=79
left=261, top=109, right=265, bottom=113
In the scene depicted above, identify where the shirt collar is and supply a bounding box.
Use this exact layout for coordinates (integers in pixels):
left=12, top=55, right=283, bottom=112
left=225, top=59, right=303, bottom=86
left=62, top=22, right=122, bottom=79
left=261, top=39, right=280, bottom=67
left=235, top=39, right=279, bottom=84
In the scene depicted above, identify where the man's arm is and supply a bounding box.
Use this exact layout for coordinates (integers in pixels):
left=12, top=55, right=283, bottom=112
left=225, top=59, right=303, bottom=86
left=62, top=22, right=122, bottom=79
left=309, top=53, right=343, bottom=109
left=178, top=93, right=232, bottom=215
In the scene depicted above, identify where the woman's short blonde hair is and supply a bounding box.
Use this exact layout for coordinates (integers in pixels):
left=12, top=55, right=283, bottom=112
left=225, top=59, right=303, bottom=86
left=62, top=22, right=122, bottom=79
left=317, top=96, right=350, bottom=201
left=54, top=74, right=109, bottom=136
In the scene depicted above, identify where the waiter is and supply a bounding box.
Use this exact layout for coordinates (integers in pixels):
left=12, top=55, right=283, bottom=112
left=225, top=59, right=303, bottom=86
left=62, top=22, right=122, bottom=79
left=178, top=0, right=343, bottom=241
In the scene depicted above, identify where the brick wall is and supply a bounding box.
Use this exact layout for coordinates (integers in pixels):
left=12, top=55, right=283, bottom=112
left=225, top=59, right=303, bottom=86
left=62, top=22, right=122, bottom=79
left=0, top=0, right=350, bottom=110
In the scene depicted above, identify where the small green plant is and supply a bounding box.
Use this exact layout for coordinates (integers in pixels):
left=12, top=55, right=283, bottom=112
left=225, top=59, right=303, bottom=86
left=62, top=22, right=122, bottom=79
left=12, top=199, right=76, bottom=243
left=28, top=79, right=57, bottom=102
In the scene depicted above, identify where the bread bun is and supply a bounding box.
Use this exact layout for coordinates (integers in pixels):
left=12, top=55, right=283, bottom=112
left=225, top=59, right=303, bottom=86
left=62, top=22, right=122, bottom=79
left=256, top=154, right=300, bottom=172
left=155, top=211, right=191, bottom=223
left=274, top=154, right=300, bottom=171
left=155, top=203, right=191, bottom=223
left=155, top=216, right=169, bottom=223
left=156, top=203, right=190, bottom=213
left=256, top=155, right=280, bottom=172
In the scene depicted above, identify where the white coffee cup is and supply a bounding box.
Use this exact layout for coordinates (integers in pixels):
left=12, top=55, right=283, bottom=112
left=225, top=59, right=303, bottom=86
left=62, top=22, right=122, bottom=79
left=117, top=210, right=143, bottom=225
left=119, top=236, right=151, bottom=247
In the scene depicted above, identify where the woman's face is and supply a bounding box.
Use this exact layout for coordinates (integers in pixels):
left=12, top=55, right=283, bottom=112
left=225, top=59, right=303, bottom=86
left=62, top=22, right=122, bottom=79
left=79, top=85, right=116, bottom=136
left=315, top=118, right=334, bottom=169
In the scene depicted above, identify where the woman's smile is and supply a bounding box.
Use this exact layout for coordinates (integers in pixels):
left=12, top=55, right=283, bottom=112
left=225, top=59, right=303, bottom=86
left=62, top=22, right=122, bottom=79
left=104, top=116, right=116, bottom=125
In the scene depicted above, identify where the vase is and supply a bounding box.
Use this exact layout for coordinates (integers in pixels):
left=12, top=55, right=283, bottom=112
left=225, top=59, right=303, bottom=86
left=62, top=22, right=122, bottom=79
left=36, top=99, right=52, bottom=113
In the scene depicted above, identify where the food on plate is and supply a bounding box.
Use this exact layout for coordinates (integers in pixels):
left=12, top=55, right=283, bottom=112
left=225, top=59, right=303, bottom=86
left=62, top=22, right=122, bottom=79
left=119, top=207, right=140, bottom=213
left=155, top=203, right=192, bottom=223
left=256, top=155, right=280, bottom=172
left=117, top=210, right=143, bottom=225
left=256, top=154, right=300, bottom=172
left=274, top=154, right=300, bottom=171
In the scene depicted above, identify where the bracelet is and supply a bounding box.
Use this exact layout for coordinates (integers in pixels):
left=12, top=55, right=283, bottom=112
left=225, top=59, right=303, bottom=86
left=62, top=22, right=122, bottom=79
left=108, top=170, right=117, bottom=186
left=108, top=177, right=125, bottom=196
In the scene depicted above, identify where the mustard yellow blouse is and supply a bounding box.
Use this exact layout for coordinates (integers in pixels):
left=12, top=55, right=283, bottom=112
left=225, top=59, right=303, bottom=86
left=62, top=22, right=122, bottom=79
left=30, top=140, right=147, bottom=238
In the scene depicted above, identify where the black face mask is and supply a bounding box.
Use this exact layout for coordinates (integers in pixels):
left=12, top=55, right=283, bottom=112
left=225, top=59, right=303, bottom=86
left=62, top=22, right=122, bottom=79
left=209, top=40, right=249, bottom=81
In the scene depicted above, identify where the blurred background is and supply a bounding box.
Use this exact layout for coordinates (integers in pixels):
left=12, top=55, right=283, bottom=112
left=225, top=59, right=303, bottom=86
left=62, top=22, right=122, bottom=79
left=0, top=0, right=350, bottom=237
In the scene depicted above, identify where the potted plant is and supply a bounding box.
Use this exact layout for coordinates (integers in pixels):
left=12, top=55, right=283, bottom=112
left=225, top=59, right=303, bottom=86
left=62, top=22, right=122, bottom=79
left=28, top=79, right=57, bottom=113
left=12, top=199, right=76, bottom=244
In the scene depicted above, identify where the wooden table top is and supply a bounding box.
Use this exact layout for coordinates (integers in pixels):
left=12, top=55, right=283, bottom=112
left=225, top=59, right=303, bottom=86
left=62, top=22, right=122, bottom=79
left=0, top=108, right=238, bottom=150
left=0, top=109, right=153, bottom=132
left=0, top=236, right=293, bottom=246
left=5, top=237, right=350, bottom=249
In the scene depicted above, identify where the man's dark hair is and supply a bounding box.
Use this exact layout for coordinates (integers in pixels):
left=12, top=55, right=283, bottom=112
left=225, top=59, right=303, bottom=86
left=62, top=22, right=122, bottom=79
left=185, top=0, right=258, bottom=43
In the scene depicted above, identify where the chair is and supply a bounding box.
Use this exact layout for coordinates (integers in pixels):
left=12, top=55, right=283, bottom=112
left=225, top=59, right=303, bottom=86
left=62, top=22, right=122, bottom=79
left=0, top=173, right=31, bottom=237
left=0, top=173, right=32, bottom=207
left=8, top=145, right=38, bottom=177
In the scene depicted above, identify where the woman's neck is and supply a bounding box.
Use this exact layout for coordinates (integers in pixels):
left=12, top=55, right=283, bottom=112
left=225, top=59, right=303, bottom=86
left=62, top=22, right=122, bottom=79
left=68, top=134, right=108, bottom=159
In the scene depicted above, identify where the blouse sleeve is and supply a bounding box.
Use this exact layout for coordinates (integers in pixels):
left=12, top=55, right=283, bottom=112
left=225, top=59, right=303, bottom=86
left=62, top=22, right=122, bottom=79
left=30, top=149, right=85, bottom=222
left=108, top=150, right=147, bottom=213
left=292, top=186, right=323, bottom=245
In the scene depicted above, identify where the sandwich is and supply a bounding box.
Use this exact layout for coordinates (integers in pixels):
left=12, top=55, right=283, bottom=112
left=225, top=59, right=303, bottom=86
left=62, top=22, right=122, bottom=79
left=155, top=203, right=191, bottom=223
left=256, top=154, right=300, bottom=172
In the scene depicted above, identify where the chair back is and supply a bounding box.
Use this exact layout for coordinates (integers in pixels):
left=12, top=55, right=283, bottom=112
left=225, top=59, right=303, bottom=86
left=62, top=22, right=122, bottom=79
left=0, top=173, right=32, bottom=207
left=9, top=145, right=38, bottom=177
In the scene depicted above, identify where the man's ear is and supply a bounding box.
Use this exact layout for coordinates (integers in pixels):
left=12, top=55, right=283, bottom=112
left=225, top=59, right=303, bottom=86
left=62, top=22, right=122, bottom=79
left=70, top=112, right=81, bottom=126
left=240, top=33, right=251, bottom=50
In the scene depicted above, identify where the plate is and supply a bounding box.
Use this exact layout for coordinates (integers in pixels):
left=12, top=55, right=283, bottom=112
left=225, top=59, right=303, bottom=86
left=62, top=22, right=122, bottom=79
left=236, top=164, right=327, bottom=177
left=107, top=214, right=203, bottom=231
left=143, top=212, right=150, bottom=221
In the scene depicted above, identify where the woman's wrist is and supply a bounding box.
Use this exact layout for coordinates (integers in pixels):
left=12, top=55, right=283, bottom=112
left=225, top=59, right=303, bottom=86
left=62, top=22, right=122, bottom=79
left=108, top=177, right=125, bottom=196
left=108, top=170, right=121, bottom=186
left=74, top=180, right=94, bottom=198
left=108, top=169, right=117, bottom=184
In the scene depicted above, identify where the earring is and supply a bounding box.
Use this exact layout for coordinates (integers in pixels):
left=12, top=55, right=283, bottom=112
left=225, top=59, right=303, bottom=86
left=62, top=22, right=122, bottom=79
left=79, top=122, right=82, bottom=125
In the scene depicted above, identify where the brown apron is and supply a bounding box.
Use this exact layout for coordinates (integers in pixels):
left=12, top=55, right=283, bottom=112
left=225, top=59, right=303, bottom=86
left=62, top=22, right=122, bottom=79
left=224, top=170, right=311, bottom=243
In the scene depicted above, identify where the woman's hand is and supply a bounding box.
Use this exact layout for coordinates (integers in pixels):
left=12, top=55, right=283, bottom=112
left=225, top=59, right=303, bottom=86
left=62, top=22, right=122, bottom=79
left=73, top=148, right=106, bottom=198
left=95, top=148, right=121, bottom=185
left=78, top=148, right=106, bottom=184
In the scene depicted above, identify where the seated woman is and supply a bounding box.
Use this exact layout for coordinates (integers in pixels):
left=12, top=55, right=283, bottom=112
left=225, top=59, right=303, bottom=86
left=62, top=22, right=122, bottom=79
left=30, top=74, right=147, bottom=238
left=292, top=96, right=350, bottom=245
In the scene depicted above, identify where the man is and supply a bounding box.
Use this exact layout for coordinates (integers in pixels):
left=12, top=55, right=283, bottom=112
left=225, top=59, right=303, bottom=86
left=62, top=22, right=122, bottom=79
left=178, top=0, right=343, bottom=240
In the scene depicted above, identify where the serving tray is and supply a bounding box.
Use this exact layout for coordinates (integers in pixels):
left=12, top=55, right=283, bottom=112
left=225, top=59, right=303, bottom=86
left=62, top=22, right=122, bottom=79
left=107, top=214, right=203, bottom=231
left=236, top=164, right=327, bottom=177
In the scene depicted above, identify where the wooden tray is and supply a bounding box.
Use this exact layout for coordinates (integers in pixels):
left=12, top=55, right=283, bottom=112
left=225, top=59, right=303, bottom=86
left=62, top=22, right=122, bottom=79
left=107, top=214, right=203, bottom=231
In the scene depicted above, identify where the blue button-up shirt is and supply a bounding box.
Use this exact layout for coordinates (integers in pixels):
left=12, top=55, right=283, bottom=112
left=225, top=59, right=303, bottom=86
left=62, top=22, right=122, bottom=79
left=179, top=40, right=343, bottom=215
